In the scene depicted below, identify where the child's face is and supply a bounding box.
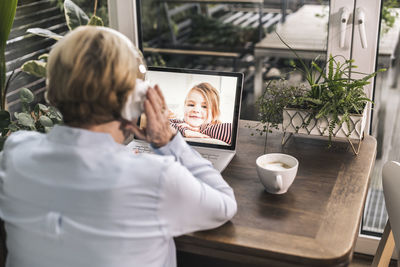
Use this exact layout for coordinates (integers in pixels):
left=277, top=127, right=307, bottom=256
left=184, top=90, right=211, bottom=128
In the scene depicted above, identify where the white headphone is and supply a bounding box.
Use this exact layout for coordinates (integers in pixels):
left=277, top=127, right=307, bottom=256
left=121, top=78, right=150, bottom=121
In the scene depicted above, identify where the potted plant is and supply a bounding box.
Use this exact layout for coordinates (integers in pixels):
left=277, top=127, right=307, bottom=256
left=256, top=36, right=385, bottom=155
left=1, top=0, right=103, bottom=151
left=18, top=0, right=105, bottom=131
left=0, top=0, right=18, bottom=150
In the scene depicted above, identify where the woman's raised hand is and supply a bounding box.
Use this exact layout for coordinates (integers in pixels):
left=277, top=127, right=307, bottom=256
left=127, top=85, right=176, bottom=148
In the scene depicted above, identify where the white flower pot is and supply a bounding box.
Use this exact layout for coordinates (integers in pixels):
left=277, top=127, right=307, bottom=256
left=282, top=108, right=367, bottom=140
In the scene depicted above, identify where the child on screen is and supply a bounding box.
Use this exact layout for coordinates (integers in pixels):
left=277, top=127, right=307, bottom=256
left=169, top=82, right=232, bottom=145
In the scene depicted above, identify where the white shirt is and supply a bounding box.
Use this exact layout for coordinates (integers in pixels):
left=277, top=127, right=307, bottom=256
left=0, top=125, right=237, bottom=267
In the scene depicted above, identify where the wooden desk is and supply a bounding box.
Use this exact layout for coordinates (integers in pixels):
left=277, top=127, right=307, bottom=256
left=176, top=120, right=377, bottom=266
left=253, top=4, right=400, bottom=98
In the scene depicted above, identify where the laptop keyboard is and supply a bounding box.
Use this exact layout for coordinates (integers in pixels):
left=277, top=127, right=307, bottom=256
left=128, top=143, right=220, bottom=163
left=129, top=144, right=154, bottom=154
left=200, top=153, right=220, bottom=162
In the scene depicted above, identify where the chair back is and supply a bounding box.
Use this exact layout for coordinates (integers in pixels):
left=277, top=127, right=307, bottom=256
left=382, top=161, right=400, bottom=258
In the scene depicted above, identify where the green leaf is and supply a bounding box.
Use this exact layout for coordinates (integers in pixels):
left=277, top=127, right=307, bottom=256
left=38, top=54, right=49, bottom=61
left=27, top=28, right=63, bottom=41
left=8, top=123, right=18, bottom=132
left=88, top=15, right=104, bottom=26
left=44, top=126, right=52, bottom=133
left=0, top=0, right=18, bottom=48
left=0, top=110, right=10, bottom=134
left=16, top=113, right=35, bottom=127
left=39, top=115, right=54, bottom=127
left=19, top=88, right=35, bottom=104
left=302, top=97, right=323, bottom=105
left=64, top=0, right=90, bottom=30
left=48, top=106, right=63, bottom=122
left=38, top=103, right=49, bottom=112
left=22, top=60, right=47, bottom=78
left=1, top=47, right=6, bottom=111
left=0, top=0, right=18, bottom=112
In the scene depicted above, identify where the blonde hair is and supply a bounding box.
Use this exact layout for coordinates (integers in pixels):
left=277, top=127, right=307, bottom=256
left=186, top=83, right=221, bottom=124
left=46, top=26, right=146, bottom=126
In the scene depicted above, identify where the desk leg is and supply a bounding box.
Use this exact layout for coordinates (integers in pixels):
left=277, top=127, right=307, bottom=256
left=254, top=57, right=264, bottom=102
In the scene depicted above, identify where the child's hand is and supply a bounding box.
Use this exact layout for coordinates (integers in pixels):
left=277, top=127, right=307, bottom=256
left=184, top=130, right=210, bottom=138
left=176, top=122, right=199, bottom=132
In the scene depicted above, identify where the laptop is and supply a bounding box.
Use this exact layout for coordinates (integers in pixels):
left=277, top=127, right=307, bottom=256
left=126, top=67, right=243, bottom=172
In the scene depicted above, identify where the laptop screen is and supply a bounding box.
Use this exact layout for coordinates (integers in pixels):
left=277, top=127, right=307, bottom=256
left=145, top=67, right=243, bottom=151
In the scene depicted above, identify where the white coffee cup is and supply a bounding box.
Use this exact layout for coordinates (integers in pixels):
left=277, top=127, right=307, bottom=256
left=256, top=153, right=299, bottom=194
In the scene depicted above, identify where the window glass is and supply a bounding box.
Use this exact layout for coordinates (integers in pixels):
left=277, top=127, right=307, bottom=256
left=138, top=0, right=330, bottom=120
left=362, top=0, right=400, bottom=236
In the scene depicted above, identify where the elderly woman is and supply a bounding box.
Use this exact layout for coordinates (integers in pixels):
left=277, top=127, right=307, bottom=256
left=0, top=26, right=237, bottom=267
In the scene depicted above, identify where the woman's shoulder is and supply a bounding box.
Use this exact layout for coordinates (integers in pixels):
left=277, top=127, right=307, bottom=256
left=113, top=152, right=176, bottom=189
left=135, top=153, right=175, bottom=166
left=4, top=130, right=44, bottom=151
left=118, top=150, right=176, bottom=173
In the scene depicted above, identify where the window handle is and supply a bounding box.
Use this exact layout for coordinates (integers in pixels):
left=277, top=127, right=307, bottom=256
left=356, top=7, right=368, bottom=49
left=340, top=7, right=350, bottom=48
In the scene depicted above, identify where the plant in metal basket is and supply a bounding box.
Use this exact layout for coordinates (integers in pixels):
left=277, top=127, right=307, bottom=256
left=256, top=33, right=386, bottom=145
left=292, top=54, right=384, bottom=141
